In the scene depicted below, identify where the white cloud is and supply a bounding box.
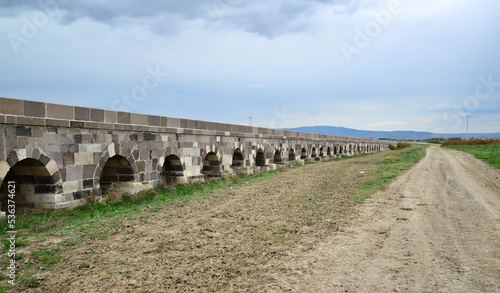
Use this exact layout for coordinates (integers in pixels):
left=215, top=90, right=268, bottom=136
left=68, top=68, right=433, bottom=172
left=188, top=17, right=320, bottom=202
left=369, top=121, right=408, bottom=127
left=0, top=0, right=499, bottom=133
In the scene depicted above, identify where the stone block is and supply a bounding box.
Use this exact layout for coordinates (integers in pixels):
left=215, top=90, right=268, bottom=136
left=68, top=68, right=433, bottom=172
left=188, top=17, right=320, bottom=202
left=63, top=153, right=74, bottom=166
left=90, top=108, right=105, bottom=122
left=122, top=124, right=134, bottom=131
left=148, top=115, right=161, bottom=126
left=131, top=113, right=148, bottom=125
left=15, top=126, right=32, bottom=137
left=75, top=107, right=90, bottom=121
left=82, top=179, right=94, bottom=189
left=189, top=148, right=200, bottom=157
left=46, top=119, right=70, bottom=127
left=45, top=160, right=59, bottom=175
left=167, top=117, right=180, bottom=128
left=47, top=144, right=60, bottom=153
left=0, top=98, right=23, bottom=115
left=63, top=180, right=79, bottom=193
left=160, top=117, right=168, bottom=127
left=66, top=165, right=83, bottom=181
left=117, top=112, right=131, bottom=124
left=47, top=103, right=74, bottom=120
left=104, top=110, right=117, bottom=123
left=26, top=193, right=64, bottom=204
left=0, top=161, right=10, bottom=178
left=98, top=122, right=114, bottom=130
left=84, top=121, right=98, bottom=129
left=195, top=120, right=207, bottom=130
left=133, top=125, right=149, bottom=132
left=17, top=116, right=45, bottom=126
left=75, top=152, right=94, bottom=165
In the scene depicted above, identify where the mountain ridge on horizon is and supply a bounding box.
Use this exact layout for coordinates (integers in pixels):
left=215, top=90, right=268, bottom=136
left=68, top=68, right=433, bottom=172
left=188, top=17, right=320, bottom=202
left=283, top=125, right=500, bottom=139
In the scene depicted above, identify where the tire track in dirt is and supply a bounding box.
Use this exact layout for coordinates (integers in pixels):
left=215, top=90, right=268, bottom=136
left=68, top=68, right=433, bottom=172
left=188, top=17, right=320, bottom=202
left=265, top=146, right=500, bottom=292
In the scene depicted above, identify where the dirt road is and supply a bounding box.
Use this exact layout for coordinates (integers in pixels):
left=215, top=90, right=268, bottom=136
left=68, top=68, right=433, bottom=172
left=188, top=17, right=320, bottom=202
left=266, top=146, right=500, bottom=292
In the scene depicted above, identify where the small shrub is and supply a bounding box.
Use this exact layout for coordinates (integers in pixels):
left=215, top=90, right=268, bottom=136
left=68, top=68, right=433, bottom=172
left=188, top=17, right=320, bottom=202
left=441, top=139, right=500, bottom=146
left=103, top=191, right=122, bottom=203
left=388, top=144, right=397, bottom=150
left=428, top=139, right=442, bottom=144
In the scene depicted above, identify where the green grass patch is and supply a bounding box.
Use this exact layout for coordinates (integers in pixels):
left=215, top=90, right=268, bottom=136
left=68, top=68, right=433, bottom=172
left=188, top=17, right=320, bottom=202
left=31, top=248, right=60, bottom=267
left=356, top=144, right=428, bottom=204
left=442, top=144, right=500, bottom=169
left=1, top=237, right=27, bottom=252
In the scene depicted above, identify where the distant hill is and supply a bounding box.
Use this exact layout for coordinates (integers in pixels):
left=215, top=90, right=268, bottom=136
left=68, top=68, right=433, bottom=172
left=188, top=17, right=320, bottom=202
left=283, top=126, right=500, bottom=140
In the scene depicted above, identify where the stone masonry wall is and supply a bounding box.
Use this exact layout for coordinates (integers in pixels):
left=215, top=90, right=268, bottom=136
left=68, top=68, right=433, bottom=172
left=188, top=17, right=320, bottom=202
left=0, top=97, right=389, bottom=211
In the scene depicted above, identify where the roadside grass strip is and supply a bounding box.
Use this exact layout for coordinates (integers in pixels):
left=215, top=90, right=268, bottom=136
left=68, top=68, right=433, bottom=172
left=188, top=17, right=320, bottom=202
left=356, top=144, right=428, bottom=204
left=442, top=144, right=500, bottom=169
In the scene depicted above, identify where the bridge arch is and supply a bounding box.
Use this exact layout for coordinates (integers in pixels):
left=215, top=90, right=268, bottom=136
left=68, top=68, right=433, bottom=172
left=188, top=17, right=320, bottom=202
left=273, top=149, right=282, bottom=164
left=256, top=148, right=266, bottom=167
left=163, top=154, right=184, bottom=184
left=99, top=155, right=136, bottom=195
left=288, top=149, right=296, bottom=161
left=300, top=147, right=307, bottom=159
left=202, top=151, right=222, bottom=179
left=94, top=143, right=139, bottom=195
left=319, top=147, right=324, bottom=157
left=311, top=147, right=317, bottom=158
left=232, top=148, right=244, bottom=167
left=327, top=147, right=332, bottom=156
left=0, top=148, right=63, bottom=212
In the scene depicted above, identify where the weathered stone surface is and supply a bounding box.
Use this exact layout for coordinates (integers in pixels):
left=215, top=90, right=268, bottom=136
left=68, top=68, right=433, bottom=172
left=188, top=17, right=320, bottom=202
left=1, top=98, right=23, bottom=115
left=0, top=97, right=389, bottom=211
left=23, top=101, right=45, bottom=118
left=47, top=103, right=74, bottom=120
left=75, top=107, right=90, bottom=121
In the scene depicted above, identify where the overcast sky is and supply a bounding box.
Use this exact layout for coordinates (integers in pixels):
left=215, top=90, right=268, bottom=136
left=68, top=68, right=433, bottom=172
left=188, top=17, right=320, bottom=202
left=1, top=0, right=499, bottom=133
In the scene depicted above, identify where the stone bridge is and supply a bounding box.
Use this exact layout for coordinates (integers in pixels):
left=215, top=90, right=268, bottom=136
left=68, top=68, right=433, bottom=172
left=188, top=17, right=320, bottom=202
left=0, top=97, right=390, bottom=211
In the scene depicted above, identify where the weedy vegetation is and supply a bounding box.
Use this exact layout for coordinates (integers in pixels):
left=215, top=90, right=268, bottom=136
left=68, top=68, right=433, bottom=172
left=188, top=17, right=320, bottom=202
left=441, top=139, right=500, bottom=169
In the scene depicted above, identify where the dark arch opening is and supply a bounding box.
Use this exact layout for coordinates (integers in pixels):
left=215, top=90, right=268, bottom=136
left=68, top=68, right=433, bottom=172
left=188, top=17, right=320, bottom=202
left=256, top=148, right=266, bottom=167
left=319, top=147, right=324, bottom=157
left=202, top=152, right=221, bottom=178
left=339, top=145, right=343, bottom=154
left=300, top=148, right=307, bottom=159
left=232, top=148, right=244, bottom=167
left=311, top=147, right=317, bottom=158
left=100, top=155, right=134, bottom=194
left=327, top=147, right=331, bottom=156
left=273, top=150, right=282, bottom=164
left=289, top=149, right=296, bottom=161
left=0, top=158, right=62, bottom=212
left=163, top=155, right=184, bottom=184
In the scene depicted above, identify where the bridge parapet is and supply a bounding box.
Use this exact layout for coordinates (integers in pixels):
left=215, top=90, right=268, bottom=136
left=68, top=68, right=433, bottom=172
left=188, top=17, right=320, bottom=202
left=0, top=97, right=390, bottom=212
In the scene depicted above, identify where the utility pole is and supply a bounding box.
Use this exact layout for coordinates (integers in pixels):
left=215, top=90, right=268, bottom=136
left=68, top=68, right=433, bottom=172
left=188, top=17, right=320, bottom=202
left=466, top=115, right=470, bottom=141
left=249, top=116, right=252, bottom=127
